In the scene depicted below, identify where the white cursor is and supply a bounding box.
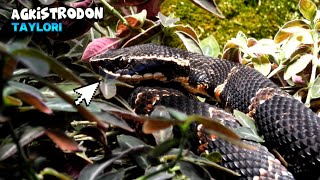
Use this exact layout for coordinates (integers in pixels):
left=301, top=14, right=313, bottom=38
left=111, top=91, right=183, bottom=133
left=74, top=81, right=100, bottom=106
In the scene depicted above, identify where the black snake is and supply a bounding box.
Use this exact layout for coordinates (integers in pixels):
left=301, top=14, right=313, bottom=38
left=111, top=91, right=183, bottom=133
left=89, top=43, right=320, bottom=179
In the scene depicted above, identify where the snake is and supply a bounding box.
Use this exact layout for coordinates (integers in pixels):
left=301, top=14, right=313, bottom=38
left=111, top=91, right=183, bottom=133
left=89, top=43, right=320, bottom=179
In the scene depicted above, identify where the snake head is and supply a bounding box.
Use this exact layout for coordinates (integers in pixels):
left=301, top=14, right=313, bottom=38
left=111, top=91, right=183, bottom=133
left=89, top=45, right=190, bottom=82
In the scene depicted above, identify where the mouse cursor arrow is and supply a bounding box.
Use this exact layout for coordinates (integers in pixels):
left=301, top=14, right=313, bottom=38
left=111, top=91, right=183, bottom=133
left=74, top=81, right=100, bottom=106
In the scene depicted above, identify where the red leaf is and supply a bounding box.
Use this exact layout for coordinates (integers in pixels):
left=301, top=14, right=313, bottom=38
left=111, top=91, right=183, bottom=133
left=14, top=92, right=52, bottom=114
left=116, top=17, right=141, bottom=37
left=3, top=58, right=17, bottom=79
left=67, top=0, right=93, bottom=8
left=45, top=129, right=82, bottom=153
left=137, top=0, right=165, bottom=19
left=81, top=37, right=123, bottom=61
left=109, top=0, right=149, bottom=6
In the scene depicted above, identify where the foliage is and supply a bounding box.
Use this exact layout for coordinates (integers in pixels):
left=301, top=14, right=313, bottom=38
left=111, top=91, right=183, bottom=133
left=0, top=1, right=246, bottom=179
left=161, top=0, right=301, bottom=47
left=0, top=0, right=319, bottom=179
left=222, top=0, right=320, bottom=108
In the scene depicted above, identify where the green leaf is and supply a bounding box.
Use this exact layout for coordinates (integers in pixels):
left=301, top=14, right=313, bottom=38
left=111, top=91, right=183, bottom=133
left=94, top=112, right=134, bottom=132
left=178, top=160, right=212, bottom=180
left=175, top=31, right=202, bottom=54
left=172, top=25, right=200, bottom=43
left=78, top=146, right=145, bottom=180
left=274, top=19, right=310, bottom=44
left=234, top=127, right=264, bottom=142
left=205, top=152, right=222, bottom=163
left=100, top=79, right=117, bottom=99
left=189, top=0, right=225, bottom=18
left=0, top=126, right=45, bottom=161
left=41, top=97, right=101, bottom=113
left=284, top=53, right=313, bottom=80
left=144, top=165, right=174, bottom=180
left=252, top=55, right=271, bottom=76
left=200, top=35, right=220, bottom=58
left=233, top=110, right=258, bottom=133
left=310, top=74, right=320, bottom=99
left=12, top=48, right=85, bottom=85
left=6, top=81, right=45, bottom=99
left=96, top=169, right=125, bottom=180
left=14, top=52, right=50, bottom=77
left=148, top=139, right=179, bottom=158
left=299, top=0, right=317, bottom=21
left=157, top=12, right=180, bottom=27
left=117, top=135, right=150, bottom=169
left=235, top=31, right=248, bottom=48
left=233, top=110, right=264, bottom=142
left=166, top=108, right=188, bottom=121
left=4, top=95, right=23, bottom=106
left=131, top=9, right=147, bottom=26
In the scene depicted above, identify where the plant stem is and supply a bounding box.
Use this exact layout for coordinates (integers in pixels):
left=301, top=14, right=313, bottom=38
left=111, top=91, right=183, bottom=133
left=100, top=0, right=134, bottom=31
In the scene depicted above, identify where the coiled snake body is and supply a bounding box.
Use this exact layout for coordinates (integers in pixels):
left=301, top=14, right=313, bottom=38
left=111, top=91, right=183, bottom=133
left=90, top=44, right=320, bottom=179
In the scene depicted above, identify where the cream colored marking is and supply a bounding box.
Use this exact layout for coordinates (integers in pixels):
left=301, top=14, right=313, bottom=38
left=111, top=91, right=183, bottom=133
left=253, top=176, right=260, bottom=180
left=214, top=66, right=240, bottom=101
left=143, top=73, right=153, bottom=79
left=102, top=68, right=120, bottom=77
left=259, top=168, right=268, bottom=176
left=197, top=124, right=203, bottom=131
left=121, top=74, right=132, bottom=79
left=132, top=75, right=143, bottom=79
left=134, top=92, right=144, bottom=105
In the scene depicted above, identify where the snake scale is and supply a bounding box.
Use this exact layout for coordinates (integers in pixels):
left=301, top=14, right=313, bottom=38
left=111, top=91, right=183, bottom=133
left=89, top=43, right=320, bottom=179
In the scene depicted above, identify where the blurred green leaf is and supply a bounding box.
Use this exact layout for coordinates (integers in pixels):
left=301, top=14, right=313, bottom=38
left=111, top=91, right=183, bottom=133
left=43, top=97, right=101, bottom=112
left=284, top=53, right=312, bottom=80
left=45, top=129, right=83, bottom=153
left=117, top=135, right=151, bottom=169
left=158, top=12, right=180, bottom=27
left=96, top=169, right=125, bottom=180
left=274, top=19, right=310, bottom=44
left=3, top=95, right=23, bottom=106
left=233, top=110, right=258, bottom=133
left=13, top=51, right=50, bottom=77
left=205, top=152, right=222, bottom=163
left=6, top=81, right=44, bottom=99
left=100, top=79, right=117, bottom=99
left=310, top=74, right=320, bottom=99
left=175, top=32, right=203, bottom=54
left=299, top=0, right=317, bottom=21
left=0, top=126, right=45, bottom=161
left=78, top=146, right=146, bottom=180
left=12, top=48, right=85, bottom=85
left=234, top=31, right=248, bottom=48
left=148, top=139, right=179, bottom=158
left=94, top=112, right=134, bottom=132
left=131, top=9, right=147, bottom=26
left=200, top=35, right=220, bottom=58
left=178, top=160, right=212, bottom=180
left=252, top=55, right=271, bottom=76
left=234, top=127, right=264, bottom=142
left=144, top=165, right=174, bottom=180
left=189, top=0, right=224, bottom=18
